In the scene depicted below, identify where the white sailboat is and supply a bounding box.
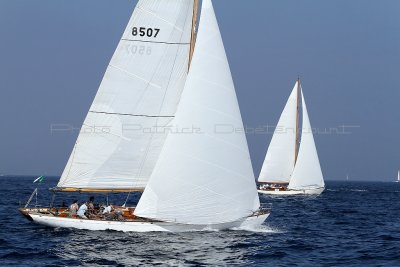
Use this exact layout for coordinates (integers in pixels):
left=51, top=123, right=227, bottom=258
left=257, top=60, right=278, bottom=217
left=395, top=170, right=400, bottom=183
left=257, top=79, right=325, bottom=195
left=20, top=0, right=269, bottom=232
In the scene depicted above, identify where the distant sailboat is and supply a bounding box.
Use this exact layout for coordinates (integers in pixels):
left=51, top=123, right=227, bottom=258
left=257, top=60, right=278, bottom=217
left=257, top=79, right=325, bottom=195
left=20, top=0, right=269, bottom=232
left=395, top=170, right=400, bottom=183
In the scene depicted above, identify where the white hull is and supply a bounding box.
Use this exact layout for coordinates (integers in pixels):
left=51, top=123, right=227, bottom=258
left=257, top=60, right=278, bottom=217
left=29, top=213, right=269, bottom=232
left=258, top=187, right=324, bottom=195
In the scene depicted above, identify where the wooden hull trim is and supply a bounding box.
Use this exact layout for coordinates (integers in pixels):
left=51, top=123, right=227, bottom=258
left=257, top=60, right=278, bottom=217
left=50, top=187, right=145, bottom=193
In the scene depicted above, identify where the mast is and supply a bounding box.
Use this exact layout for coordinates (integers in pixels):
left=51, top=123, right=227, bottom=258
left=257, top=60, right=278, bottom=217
left=294, top=78, right=301, bottom=164
left=188, top=0, right=199, bottom=69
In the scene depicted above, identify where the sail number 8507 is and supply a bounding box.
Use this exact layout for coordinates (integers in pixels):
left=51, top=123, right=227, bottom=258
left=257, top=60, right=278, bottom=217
left=132, top=27, right=160, bottom=38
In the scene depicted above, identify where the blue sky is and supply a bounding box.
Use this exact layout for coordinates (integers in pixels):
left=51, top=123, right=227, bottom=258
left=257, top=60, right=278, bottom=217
left=0, top=0, right=399, bottom=181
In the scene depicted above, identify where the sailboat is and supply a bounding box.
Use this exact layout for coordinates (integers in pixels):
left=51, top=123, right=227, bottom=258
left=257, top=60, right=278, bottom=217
left=395, top=170, right=400, bottom=183
left=19, top=0, right=269, bottom=232
left=257, top=79, right=325, bottom=195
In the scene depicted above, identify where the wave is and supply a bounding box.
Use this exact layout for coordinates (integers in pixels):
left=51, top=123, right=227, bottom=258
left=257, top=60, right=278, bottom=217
left=349, top=189, right=368, bottom=192
left=232, top=224, right=283, bottom=234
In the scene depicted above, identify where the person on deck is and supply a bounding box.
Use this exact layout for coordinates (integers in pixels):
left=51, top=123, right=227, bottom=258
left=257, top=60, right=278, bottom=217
left=102, top=205, right=113, bottom=215
left=87, top=196, right=95, bottom=215
left=69, top=200, right=79, bottom=217
left=114, top=207, right=125, bottom=221
left=77, top=202, right=88, bottom=219
left=101, top=205, right=114, bottom=220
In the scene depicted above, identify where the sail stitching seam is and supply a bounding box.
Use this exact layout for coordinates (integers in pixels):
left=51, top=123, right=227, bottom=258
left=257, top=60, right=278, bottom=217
left=89, top=111, right=174, bottom=118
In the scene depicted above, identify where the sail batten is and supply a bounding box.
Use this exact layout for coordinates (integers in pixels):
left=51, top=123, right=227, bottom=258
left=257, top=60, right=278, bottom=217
left=58, top=0, right=195, bottom=190
left=134, top=0, right=259, bottom=225
left=121, top=39, right=191, bottom=45
left=88, top=111, right=174, bottom=118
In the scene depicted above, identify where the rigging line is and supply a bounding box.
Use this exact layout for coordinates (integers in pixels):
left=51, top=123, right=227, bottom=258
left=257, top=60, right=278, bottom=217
left=121, top=39, right=190, bottom=45
left=50, top=192, right=56, bottom=208
left=89, top=111, right=174, bottom=118
left=122, top=191, right=131, bottom=208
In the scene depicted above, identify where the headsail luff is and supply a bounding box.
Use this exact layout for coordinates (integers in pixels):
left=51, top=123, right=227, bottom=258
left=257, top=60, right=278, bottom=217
left=134, top=0, right=259, bottom=225
left=258, top=83, right=298, bottom=183
left=56, top=1, right=195, bottom=192
left=294, top=79, right=301, bottom=164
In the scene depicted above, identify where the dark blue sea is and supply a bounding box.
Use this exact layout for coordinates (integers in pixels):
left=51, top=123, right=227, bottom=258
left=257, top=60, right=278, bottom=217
left=0, top=176, right=399, bottom=266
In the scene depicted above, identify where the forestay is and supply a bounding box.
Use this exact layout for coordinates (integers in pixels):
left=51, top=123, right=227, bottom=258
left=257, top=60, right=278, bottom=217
left=288, top=90, right=324, bottom=190
left=57, top=0, right=195, bottom=191
left=134, top=0, right=260, bottom=225
left=258, top=83, right=298, bottom=183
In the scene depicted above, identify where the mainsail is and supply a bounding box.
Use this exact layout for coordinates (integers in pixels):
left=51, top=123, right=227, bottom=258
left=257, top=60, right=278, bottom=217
left=134, top=0, right=259, bottom=225
left=288, top=90, right=324, bottom=190
left=258, top=83, right=298, bottom=183
left=57, top=1, right=196, bottom=191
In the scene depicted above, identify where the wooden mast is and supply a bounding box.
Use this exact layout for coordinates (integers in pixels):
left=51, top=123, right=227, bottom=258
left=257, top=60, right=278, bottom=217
left=294, top=78, right=301, bottom=164
left=188, top=0, right=199, bottom=69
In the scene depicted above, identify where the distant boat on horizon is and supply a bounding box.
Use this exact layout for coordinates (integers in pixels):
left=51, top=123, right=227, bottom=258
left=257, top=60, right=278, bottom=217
left=395, top=170, right=400, bottom=183
left=257, top=79, right=325, bottom=195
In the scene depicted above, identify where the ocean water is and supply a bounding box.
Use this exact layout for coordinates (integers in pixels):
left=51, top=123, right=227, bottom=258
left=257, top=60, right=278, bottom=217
left=0, top=176, right=399, bottom=266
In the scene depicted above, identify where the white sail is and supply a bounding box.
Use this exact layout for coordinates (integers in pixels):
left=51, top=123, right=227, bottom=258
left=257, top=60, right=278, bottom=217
left=134, top=0, right=259, bottom=225
left=258, top=83, right=298, bottom=183
left=288, top=90, right=325, bottom=190
left=57, top=1, right=195, bottom=190
left=397, top=170, right=400, bottom=182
